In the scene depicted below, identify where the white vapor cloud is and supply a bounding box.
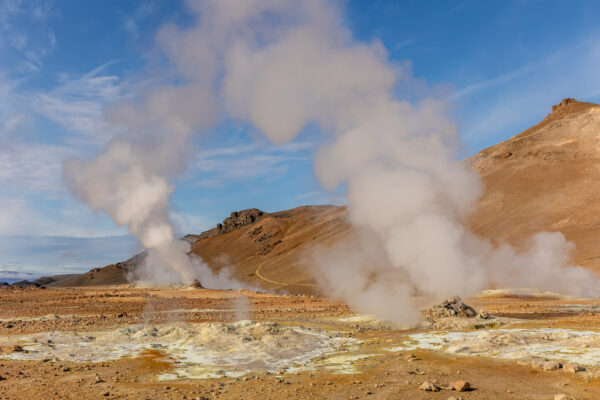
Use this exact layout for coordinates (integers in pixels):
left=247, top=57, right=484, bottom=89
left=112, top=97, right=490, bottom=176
left=63, top=0, right=600, bottom=323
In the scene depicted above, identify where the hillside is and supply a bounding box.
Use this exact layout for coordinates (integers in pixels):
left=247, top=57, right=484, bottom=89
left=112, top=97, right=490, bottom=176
left=58, top=205, right=352, bottom=293
left=59, top=98, right=600, bottom=289
left=468, top=98, right=600, bottom=272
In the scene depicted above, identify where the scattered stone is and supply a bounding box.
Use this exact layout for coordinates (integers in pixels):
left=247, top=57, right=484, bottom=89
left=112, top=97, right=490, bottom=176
left=527, top=357, right=562, bottom=371
left=448, top=380, right=470, bottom=392
left=419, top=381, right=441, bottom=392
left=563, top=363, right=585, bottom=373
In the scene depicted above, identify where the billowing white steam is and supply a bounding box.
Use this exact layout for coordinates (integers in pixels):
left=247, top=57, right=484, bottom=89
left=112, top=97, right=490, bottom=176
left=65, top=0, right=600, bottom=319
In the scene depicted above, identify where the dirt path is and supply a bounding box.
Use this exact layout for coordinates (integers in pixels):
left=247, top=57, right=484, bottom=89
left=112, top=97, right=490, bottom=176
left=254, top=264, right=317, bottom=287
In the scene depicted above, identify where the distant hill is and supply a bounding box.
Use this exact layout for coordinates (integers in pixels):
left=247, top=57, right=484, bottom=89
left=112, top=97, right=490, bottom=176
left=58, top=98, right=600, bottom=290
left=58, top=205, right=351, bottom=293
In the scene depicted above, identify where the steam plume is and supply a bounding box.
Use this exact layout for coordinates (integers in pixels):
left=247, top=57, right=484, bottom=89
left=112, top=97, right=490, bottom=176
left=65, top=0, right=600, bottom=319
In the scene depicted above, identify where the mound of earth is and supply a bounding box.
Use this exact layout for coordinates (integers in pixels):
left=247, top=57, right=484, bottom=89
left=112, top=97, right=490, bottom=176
left=422, top=296, right=478, bottom=322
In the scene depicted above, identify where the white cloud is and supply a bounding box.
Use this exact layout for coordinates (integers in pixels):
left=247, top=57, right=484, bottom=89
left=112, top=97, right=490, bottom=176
left=0, top=142, right=76, bottom=193
left=0, top=0, right=57, bottom=73
left=31, top=62, right=129, bottom=145
left=0, top=195, right=127, bottom=237
left=190, top=140, right=315, bottom=187
left=455, top=36, right=600, bottom=149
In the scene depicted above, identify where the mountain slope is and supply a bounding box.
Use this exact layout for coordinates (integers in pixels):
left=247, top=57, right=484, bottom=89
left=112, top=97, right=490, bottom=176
left=468, top=98, right=600, bottom=271
left=59, top=98, right=600, bottom=289
left=59, top=205, right=351, bottom=293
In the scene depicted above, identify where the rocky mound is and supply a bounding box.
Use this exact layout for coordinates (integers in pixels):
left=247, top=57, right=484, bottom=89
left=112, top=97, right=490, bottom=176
left=423, top=296, right=478, bottom=322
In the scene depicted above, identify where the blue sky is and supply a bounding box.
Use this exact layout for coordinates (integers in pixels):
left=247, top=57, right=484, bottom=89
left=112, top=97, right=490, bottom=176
left=1, top=0, right=600, bottom=280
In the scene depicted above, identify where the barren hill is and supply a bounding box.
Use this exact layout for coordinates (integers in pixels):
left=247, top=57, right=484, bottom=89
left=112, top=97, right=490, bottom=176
left=59, top=205, right=352, bottom=293
left=469, top=98, right=600, bottom=271
left=59, top=98, right=600, bottom=289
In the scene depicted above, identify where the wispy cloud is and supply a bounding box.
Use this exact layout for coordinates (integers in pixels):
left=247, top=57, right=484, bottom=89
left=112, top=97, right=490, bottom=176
left=31, top=61, right=129, bottom=145
left=390, top=38, right=416, bottom=54
left=190, top=140, right=315, bottom=188
left=0, top=0, right=57, bottom=73
left=449, top=35, right=600, bottom=151
left=0, top=142, right=76, bottom=193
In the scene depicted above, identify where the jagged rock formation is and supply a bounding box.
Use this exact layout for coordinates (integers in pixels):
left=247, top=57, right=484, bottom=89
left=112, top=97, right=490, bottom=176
left=217, top=209, right=267, bottom=234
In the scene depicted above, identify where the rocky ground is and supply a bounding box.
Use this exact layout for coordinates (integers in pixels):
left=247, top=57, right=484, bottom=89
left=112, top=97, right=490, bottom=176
left=0, top=286, right=598, bottom=399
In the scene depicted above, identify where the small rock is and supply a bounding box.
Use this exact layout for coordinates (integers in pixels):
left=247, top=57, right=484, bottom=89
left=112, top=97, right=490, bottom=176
left=419, top=381, right=441, bottom=392
left=540, top=361, right=562, bottom=371
left=554, top=395, right=570, bottom=400
left=448, top=380, right=470, bottom=392
left=12, top=345, right=23, bottom=352
left=405, top=354, right=421, bottom=362
left=563, top=363, right=585, bottom=373
left=478, top=309, right=489, bottom=319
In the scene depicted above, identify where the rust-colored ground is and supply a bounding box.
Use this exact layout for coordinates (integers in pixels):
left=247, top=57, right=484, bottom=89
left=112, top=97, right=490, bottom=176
left=0, top=286, right=598, bottom=399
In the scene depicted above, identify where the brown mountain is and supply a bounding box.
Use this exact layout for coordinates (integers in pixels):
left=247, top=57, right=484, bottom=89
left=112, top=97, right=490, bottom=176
left=59, top=98, right=600, bottom=289
left=468, top=98, right=600, bottom=272
left=58, top=205, right=351, bottom=293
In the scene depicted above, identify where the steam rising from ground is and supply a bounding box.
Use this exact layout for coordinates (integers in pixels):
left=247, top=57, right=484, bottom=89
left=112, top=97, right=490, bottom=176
left=64, top=0, right=600, bottom=319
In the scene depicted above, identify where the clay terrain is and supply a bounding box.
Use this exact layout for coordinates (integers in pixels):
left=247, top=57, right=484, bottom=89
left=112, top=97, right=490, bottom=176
left=1, top=287, right=600, bottom=399
left=2, top=99, right=600, bottom=399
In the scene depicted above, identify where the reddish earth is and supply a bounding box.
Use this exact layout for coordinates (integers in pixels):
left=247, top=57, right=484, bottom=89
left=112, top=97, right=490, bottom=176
left=4, top=99, right=600, bottom=399
left=0, top=286, right=599, bottom=399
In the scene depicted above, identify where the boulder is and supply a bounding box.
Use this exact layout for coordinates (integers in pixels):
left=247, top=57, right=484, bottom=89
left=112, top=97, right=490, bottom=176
left=563, top=363, right=585, bottom=373
left=419, top=381, right=441, bottom=392
left=448, top=380, right=470, bottom=392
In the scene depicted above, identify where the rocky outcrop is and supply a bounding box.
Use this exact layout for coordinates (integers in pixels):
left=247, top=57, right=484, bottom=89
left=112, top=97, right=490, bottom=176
left=422, top=296, right=477, bottom=322
left=551, top=97, right=578, bottom=112
left=217, top=209, right=267, bottom=234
